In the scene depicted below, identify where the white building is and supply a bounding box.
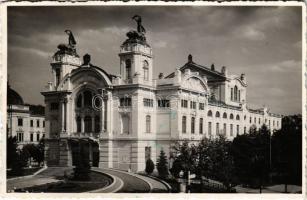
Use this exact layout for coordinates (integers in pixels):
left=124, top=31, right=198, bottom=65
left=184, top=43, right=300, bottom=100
left=42, top=19, right=282, bottom=172
left=7, top=84, right=46, bottom=148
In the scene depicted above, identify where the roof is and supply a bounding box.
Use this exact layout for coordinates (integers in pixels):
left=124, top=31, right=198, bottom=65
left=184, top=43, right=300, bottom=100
left=165, top=61, right=226, bottom=82
left=7, top=85, right=24, bottom=105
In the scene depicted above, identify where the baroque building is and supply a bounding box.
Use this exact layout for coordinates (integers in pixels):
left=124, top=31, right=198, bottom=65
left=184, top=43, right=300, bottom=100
left=7, top=84, right=45, bottom=147
left=42, top=17, right=282, bottom=172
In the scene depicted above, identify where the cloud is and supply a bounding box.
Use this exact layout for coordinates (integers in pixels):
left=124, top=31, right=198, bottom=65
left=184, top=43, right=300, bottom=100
left=240, top=26, right=266, bottom=41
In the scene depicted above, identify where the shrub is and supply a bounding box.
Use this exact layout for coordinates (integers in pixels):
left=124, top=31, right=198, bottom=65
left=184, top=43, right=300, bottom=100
left=157, top=150, right=169, bottom=179
left=145, top=158, right=155, bottom=175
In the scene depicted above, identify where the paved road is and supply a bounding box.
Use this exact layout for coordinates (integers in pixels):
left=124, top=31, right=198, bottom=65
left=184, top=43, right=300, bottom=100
left=100, top=168, right=151, bottom=193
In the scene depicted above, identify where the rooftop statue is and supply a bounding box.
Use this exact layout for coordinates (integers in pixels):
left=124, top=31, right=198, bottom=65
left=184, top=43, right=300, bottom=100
left=123, top=15, right=149, bottom=46
left=132, top=15, right=146, bottom=34
left=55, top=30, right=78, bottom=57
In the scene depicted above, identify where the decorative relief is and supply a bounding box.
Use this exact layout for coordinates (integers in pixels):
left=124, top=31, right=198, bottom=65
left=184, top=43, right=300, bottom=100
left=182, top=77, right=207, bottom=93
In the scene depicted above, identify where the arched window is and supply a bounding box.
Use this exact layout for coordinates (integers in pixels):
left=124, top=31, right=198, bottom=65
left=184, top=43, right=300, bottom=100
left=83, top=90, right=92, bottom=107
left=199, top=118, right=203, bottom=134
left=95, top=116, right=100, bottom=133
left=77, top=94, right=82, bottom=108
left=223, top=112, right=227, bottom=119
left=182, top=116, right=187, bottom=133
left=244, top=115, right=246, bottom=120
left=208, top=110, right=213, bottom=117
left=191, top=117, right=195, bottom=134
left=215, top=111, right=220, bottom=118
left=77, top=116, right=81, bottom=132
left=230, top=113, right=234, bottom=120
left=234, top=86, right=238, bottom=101
left=125, top=59, right=132, bottom=80
left=236, top=115, right=240, bottom=120
left=231, top=88, right=233, bottom=101
left=146, top=115, right=151, bottom=133
left=84, top=116, right=92, bottom=133
left=143, top=60, right=149, bottom=81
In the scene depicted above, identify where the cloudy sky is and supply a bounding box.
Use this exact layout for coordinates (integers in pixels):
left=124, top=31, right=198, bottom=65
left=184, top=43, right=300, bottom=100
left=8, top=6, right=302, bottom=115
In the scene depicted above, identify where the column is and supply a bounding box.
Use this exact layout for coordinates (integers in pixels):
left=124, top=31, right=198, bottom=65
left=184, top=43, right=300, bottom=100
left=61, top=100, right=65, bottom=132
left=91, top=115, right=95, bottom=135
left=81, top=115, right=85, bottom=133
left=100, top=89, right=105, bottom=134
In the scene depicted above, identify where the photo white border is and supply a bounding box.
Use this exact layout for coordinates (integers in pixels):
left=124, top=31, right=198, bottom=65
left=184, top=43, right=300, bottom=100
left=0, top=1, right=305, bottom=200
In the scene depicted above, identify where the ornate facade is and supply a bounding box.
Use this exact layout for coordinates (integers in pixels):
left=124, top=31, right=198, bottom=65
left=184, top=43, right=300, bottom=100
left=42, top=18, right=282, bottom=172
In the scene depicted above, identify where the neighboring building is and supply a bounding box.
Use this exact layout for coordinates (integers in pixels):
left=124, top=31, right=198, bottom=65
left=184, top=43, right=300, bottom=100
left=7, top=84, right=45, bottom=148
left=41, top=18, right=282, bottom=172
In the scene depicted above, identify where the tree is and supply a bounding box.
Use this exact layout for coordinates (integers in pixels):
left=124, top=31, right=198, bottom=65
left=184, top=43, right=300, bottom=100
left=170, top=158, right=183, bottom=178
left=272, top=115, right=302, bottom=188
left=232, top=124, right=270, bottom=190
left=145, top=158, right=155, bottom=175
left=157, top=150, right=169, bottom=179
left=7, top=136, right=26, bottom=176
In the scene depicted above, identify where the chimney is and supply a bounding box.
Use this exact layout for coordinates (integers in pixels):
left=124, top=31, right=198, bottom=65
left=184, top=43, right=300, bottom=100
left=83, top=54, right=91, bottom=66
left=221, top=66, right=227, bottom=76
left=211, top=63, right=215, bottom=71
left=188, top=54, right=193, bottom=63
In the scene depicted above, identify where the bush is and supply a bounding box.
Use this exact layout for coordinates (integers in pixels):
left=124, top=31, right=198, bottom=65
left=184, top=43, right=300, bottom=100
left=170, top=159, right=182, bottom=178
left=145, top=159, right=155, bottom=175
left=157, top=150, right=169, bottom=179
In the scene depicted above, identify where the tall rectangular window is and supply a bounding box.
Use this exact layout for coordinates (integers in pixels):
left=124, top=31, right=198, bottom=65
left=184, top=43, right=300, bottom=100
left=223, top=123, right=227, bottom=136
left=145, top=146, right=151, bottom=161
left=191, top=117, right=195, bottom=134
left=199, top=103, right=204, bottom=110
left=30, top=133, right=34, bottom=142
left=37, top=120, right=40, bottom=127
left=37, top=133, right=40, bottom=141
left=146, top=115, right=151, bottom=133
left=182, top=116, right=187, bottom=133
left=55, top=68, right=60, bottom=86
left=17, top=132, right=24, bottom=142
left=18, top=118, right=23, bottom=126
left=231, top=88, right=233, bottom=101
left=43, top=120, right=45, bottom=128
left=30, top=120, right=33, bottom=127
left=208, top=122, right=212, bottom=136
left=216, top=123, right=219, bottom=135
left=199, top=118, right=203, bottom=134
left=230, top=124, right=233, bottom=136
left=190, top=101, right=196, bottom=109
left=244, top=126, right=247, bottom=134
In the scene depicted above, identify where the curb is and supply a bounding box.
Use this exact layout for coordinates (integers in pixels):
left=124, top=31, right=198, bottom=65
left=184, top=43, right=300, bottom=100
left=146, top=174, right=172, bottom=193
left=7, top=166, right=48, bottom=181
left=101, top=168, right=153, bottom=192
left=89, top=168, right=124, bottom=193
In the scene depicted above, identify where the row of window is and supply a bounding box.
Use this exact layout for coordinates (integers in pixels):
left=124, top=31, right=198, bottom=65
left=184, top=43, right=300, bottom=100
left=181, top=100, right=204, bottom=110
left=18, top=118, right=45, bottom=128
left=17, top=132, right=45, bottom=142
left=119, top=98, right=171, bottom=108
left=182, top=116, right=241, bottom=136
left=207, top=110, right=240, bottom=120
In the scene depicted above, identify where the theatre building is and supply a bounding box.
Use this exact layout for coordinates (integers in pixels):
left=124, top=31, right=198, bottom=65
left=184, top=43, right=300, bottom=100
left=41, top=19, right=282, bottom=172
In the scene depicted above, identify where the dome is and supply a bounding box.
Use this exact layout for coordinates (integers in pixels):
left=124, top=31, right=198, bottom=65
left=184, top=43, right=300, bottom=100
left=7, top=85, right=24, bottom=105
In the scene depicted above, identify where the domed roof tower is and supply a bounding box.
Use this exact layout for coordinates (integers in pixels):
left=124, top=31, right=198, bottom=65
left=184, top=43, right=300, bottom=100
left=7, top=84, right=24, bottom=105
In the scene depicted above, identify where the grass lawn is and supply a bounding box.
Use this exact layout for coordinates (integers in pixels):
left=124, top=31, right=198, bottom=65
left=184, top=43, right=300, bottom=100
left=14, top=171, right=113, bottom=193
left=7, top=167, right=43, bottom=179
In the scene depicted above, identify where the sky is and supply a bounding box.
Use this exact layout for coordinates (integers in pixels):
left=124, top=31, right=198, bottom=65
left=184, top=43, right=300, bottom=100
left=7, top=6, right=302, bottom=115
